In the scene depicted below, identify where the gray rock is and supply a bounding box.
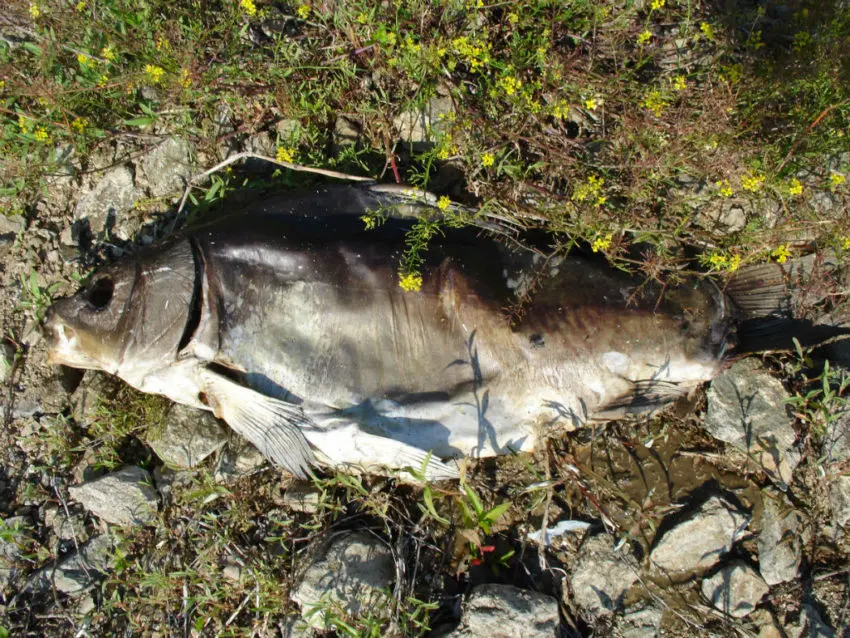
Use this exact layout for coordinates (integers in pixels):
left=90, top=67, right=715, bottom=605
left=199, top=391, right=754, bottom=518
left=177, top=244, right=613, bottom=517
left=74, top=165, right=140, bottom=235
left=291, top=532, right=395, bottom=629
left=30, top=533, right=114, bottom=595
left=279, top=615, right=311, bottom=638
left=334, top=114, right=363, bottom=146
left=71, top=372, right=118, bottom=424
left=570, top=533, right=639, bottom=615
left=650, top=496, right=749, bottom=575
left=704, top=359, right=800, bottom=484
left=43, top=505, right=88, bottom=543
left=214, top=440, right=266, bottom=482
left=828, top=474, right=850, bottom=527
left=800, top=603, right=836, bottom=638
left=147, top=403, right=226, bottom=468
left=69, top=466, right=158, bottom=526
left=616, top=605, right=664, bottom=638
left=282, top=485, right=321, bottom=514
left=136, top=137, right=194, bottom=198
left=394, top=94, right=455, bottom=144
left=0, top=516, right=30, bottom=588
left=0, top=342, right=14, bottom=385
left=701, top=561, right=768, bottom=618
left=0, top=214, right=26, bottom=237
left=757, top=489, right=807, bottom=585
left=822, top=409, right=850, bottom=463
left=696, top=199, right=748, bottom=234
left=439, top=584, right=560, bottom=638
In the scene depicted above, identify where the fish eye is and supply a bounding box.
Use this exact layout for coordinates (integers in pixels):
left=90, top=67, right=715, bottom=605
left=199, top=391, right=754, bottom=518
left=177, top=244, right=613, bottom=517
left=87, top=276, right=114, bottom=310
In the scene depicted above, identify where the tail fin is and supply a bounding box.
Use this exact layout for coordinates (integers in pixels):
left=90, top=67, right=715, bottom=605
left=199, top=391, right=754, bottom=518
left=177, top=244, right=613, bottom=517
left=725, top=254, right=850, bottom=353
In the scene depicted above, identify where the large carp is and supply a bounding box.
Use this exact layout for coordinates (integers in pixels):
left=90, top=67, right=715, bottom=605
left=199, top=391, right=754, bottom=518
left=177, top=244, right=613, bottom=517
left=43, top=184, right=836, bottom=479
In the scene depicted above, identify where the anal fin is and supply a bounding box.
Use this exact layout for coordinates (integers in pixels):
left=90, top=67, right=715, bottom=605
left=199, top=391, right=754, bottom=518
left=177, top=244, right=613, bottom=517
left=199, top=368, right=315, bottom=478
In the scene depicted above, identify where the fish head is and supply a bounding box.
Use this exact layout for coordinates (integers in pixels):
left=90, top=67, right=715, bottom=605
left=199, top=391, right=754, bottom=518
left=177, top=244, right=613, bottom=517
left=45, top=240, right=197, bottom=382
left=45, top=260, right=138, bottom=374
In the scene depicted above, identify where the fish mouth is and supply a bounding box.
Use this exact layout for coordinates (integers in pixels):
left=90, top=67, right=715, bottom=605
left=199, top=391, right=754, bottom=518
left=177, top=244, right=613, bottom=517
left=43, top=310, right=101, bottom=370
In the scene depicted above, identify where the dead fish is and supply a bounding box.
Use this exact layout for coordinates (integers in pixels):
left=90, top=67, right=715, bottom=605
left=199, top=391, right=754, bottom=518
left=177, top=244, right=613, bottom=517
left=43, top=184, right=844, bottom=479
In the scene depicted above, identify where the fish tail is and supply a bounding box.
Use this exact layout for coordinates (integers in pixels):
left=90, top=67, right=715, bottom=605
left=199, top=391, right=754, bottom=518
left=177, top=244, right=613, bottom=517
left=725, top=253, right=850, bottom=353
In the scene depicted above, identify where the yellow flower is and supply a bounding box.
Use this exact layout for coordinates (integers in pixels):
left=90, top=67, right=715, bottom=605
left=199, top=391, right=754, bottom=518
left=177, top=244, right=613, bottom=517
left=481, top=152, right=495, bottom=167
left=75, top=1, right=86, bottom=11
left=77, top=53, right=92, bottom=69
left=643, top=89, right=666, bottom=116
left=727, top=254, right=742, bottom=272
left=240, top=0, right=257, bottom=16
left=29, top=3, right=41, bottom=19
left=842, top=236, right=850, bottom=250
left=585, top=97, right=597, bottom=110
left=700, top=22, right=715, bottom=41
left=707, top=252, right=728, bottom=269
left=673, top=75, right=687, bottom=91
left=498, top=74, right=522, bottom=96
left=573, top=175, right=605, bottom=203
left=101, top=45, right=116, bottom=61
left=830, top=172, right=846, bottom=188
left=741, top=173, right=765, bottom=192
left=507, top=12, right=519, bottom=25
left=296, top=3, right=310, bottom=19
left=437, top=195, right=451, bottom=211
left=787, top=178, right=803, bottom=196
left=97, top=74, right=109, bottom=87
left=275, top=146, right=296, bottom=163
left=144, top=64, right=165, bottom=84
left=398, top=272, right=423, bottom=292
left=651, top=0, right=665, bottom=9
left=772, top=244, right=791, bottom=264
left=71, top=116, right=89, bottom=133
left=155, top=37, right=169, bottom=52
left=0, top=80, right=5, bottom=92
left=33, top=127, right=49, bottom=142
left=715, top=180, right=733, bottom=197
left=591, top=233, right=613, bottom=253
left=18, top=116, right=32, bottom=133
left=637, top=30, right=652, bottom=45
left=181, top=68, right=192, bottom=88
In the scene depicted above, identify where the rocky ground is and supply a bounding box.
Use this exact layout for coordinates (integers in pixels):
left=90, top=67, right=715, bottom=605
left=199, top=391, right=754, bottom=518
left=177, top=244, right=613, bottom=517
left=0, top=125, right=848, bottom=637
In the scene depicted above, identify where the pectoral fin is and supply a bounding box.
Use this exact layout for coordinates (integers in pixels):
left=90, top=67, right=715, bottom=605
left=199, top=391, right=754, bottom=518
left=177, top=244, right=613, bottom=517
left=199, top=368, right=315, bottom=478
left=304, top=423, right=459, bottom=481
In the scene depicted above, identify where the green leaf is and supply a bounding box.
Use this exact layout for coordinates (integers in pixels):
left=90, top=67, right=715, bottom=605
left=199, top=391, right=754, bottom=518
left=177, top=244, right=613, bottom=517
left=123, top=117, right=155, bottom=128
left=463, top=484, right=484, bottom=518
left=481, top=501, right=511, bottom=525
left=422, top=486, right=449, bottom=525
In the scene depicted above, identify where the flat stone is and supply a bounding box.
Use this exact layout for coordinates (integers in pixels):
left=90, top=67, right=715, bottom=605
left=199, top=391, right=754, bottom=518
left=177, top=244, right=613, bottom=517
left=758, top=489, right=806, bottom=585
left=71, top=373, right=119, bottom=424
left=291, top=532, right=395, bottom=629
left=69, top=466, right=158, bottom=526
left=696, top=199, right=748, bottom=234
left=822, top=409, right=850, bottom=463
left=147, top=403, right=226, bottom=468
left=616, top=605, right=664, bottom=638
left=704, top=358, right=799, bottom=484
left=30, top=533, right=114, bottom=595
left=828, top=474, right=850, bottom=527
left=394, top=94, right=455, bottom=144
left=650, top=496, right=750, bottom=575
left=570, top=533, right=639, bottom=615
left=701, top=561, right=768, bottom=618
left=214, top=440, right=266, bottom=482
left=136, top=137, right=195, bottom=198
left=282, top=485, right=321, bottom=514
left=438, top=584, right=560, bottom=638
left=43, top=505, right=88, bottom=543
left=74, top=165, right=140, bottom=235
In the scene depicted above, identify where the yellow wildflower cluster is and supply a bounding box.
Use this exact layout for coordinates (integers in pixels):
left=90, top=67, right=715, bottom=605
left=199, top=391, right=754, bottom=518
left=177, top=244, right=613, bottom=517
left=637, top=30, right=652, bottom=45
left=437, top=196, right=451, bottom=212
left=77, top=53, right=93, bottom=69
left=643, top=89, right=667, bottom=117
left=297, top=4, right=310, bottom=19
left=71, top=116, right=89, bottom=133
left=551, top=99, right=570, bottom=119
left=700, top=22, right=715, bottom=41
left=436, top=140, right=459, bottom=160
left=842, top=236, right=850, bottom=250
left=507, top=12, right=519, bottom=25
left=398, top=272, right=423, bottom=292
left=75, top=1, right=86, bottom=11
left=830, top=172, right=846, bottom=188
left=481, top=152, right=495, bottom=167
left=497, top=74, right=522, bottom=97
left=787, top=178, right=803, bottom=196
left=276, top=146, right=296, bottom=163
left=0, top=80, right=5, bottom=92
left=651, top=0, right=665, bottom=10
left=741, top=173, right=765, bottom=192
left=772, top=244, right=792, bottom=264
left=18, top=116, right=32, bottom=133
left=240, top=0, right=257, bottom=16
left=181, top=68, right=192, bottom=88
left=144, top=64, right=165, bottom=84
left=591, top=233, right=613, bottom=253
left=706, top=252, right=742, bottom=272
left=29, top=3, right=41, bottom=19
left=101, top=45, right=116, bottom=61
left=33, top=127, right=49, bottom=143
left=452, top=36, right=491, bottom=73
left=673, top=75, right=687, bottom=91
left=716, top=179, right=733, bottom=197
left=585, top=97, right=597, bottom=110
left=572, top=175, right=606, bottom=206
